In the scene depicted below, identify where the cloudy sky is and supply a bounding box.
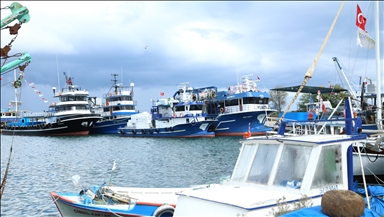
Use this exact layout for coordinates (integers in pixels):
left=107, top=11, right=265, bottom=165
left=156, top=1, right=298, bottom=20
left=1, top=1, right=383, bottom=113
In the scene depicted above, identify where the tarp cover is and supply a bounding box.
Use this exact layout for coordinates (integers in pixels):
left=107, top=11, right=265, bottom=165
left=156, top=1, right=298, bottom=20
left=281, top=184, right=384, bottom=217
left=270, top=85, right=348, bottom=94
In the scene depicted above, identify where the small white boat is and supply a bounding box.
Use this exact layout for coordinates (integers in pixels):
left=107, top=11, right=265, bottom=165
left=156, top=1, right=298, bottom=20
left=50, top=173, right=219, bottom=217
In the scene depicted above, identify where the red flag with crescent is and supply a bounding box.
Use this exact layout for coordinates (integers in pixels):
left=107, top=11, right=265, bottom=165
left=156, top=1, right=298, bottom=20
left=356, top=4, right=366, bottom=31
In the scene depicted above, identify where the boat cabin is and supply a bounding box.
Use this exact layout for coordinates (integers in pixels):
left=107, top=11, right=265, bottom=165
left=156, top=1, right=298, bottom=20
left=174, top=133, right=367, bottom=216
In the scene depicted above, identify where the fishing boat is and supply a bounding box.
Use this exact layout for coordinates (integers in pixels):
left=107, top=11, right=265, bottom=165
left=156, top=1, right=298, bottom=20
left=173, top=97, right=383, bottom=216
left=88, top=73, right=138, bottom=134
left=206, top=74, right=276, bottom=137
left=118, top=83, right=216, bottom=138
left=1, top=72, right=101, bottom=136
left=0, top=103, right=30, bottom=128
left=50, top=166, right=219, bottom=217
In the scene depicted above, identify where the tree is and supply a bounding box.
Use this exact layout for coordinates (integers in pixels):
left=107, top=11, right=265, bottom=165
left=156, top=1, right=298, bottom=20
left=269, top=86, right=288, bottom=113
left=296, top=84, right=347, bottom=111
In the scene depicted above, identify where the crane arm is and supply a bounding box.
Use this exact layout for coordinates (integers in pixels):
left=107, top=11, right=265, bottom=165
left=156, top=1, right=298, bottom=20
left=332, top=57, right=357, bottom=99
left=1, top=52, right=32, bottom=75
left=1, top=2, right=30, bottom=28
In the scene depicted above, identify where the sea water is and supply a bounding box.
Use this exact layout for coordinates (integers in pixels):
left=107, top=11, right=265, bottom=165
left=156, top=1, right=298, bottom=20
left=0, top=134, right=241, bottom=216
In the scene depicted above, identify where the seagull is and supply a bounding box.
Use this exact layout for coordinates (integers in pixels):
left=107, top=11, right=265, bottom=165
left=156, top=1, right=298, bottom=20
left=145, top=46, right=148, bottom=49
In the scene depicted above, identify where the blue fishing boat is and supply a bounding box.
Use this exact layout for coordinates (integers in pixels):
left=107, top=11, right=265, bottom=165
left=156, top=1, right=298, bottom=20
left=89, top=74, right=138, bottom=134
left=206, top=74, right=276, bottom=136
left=118, top=82, right=216, bottom=138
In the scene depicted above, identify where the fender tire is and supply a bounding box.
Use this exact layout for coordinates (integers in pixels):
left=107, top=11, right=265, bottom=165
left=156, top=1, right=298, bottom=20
left=153, top=204, right=174, bottom=217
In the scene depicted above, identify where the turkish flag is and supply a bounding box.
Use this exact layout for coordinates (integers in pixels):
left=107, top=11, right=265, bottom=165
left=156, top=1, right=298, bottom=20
left=356, top=4, right=366, bottom=31
left=160, top=92, right=164, bottom=96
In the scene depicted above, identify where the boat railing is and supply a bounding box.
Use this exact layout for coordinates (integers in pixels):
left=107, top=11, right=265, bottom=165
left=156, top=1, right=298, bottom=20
left=242, top=104, right=270, bottom=111
left=21, top=112, right=47, bottom=118
left=270, top=117, right=363, bottom=136
left=106, top=100, right=137, bottom=106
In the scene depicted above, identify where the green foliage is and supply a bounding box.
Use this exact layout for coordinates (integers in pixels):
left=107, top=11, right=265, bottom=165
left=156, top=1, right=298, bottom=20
left=269, top=86, right=289, bottom=113
left=296, top=84, right=346, bottom=111
left=268, top=195, right=313, bottom=217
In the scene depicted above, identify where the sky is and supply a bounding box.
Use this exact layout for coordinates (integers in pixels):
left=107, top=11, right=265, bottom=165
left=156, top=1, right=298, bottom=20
left=1, top=1, right=383, bottom=113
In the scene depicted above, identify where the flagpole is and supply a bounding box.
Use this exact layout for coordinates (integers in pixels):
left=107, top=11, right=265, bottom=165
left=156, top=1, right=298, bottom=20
left=374, top=1, right=382, bottom=131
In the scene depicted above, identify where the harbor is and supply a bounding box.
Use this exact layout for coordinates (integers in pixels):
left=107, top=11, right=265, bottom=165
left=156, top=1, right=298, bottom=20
left=0, top=135, right=240, bottom=216
left=1, top=1, right=383, bottom=216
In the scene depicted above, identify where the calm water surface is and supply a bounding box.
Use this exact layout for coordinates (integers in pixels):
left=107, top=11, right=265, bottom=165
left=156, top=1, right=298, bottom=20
left=0, top=134, right=242, bottom=216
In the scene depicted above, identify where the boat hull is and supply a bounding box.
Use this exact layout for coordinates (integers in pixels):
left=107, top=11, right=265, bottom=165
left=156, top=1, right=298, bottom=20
left=1, top=115, right=101, bottom=136
left=50, top=192, right=173, bottom=217
left=212, top=111, right=274, bottom=136
left=353, top=152, right=384, bottom=183
left=119, top=121, right=215, bottom=138
left=89, top=117, right=131, bottom=134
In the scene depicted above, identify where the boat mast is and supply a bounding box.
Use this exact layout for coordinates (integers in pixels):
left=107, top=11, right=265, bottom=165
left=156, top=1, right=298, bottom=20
left=374, top=1, right=382, bottom=131
left=13, top=69, right=18, bottom=113
left=280, top=1, right=345, bottom=121
left=112, top=73, right=118, bottom=94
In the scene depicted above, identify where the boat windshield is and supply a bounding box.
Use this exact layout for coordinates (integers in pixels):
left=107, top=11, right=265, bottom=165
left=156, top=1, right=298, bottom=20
left=273, top=144, right=312, bottom=189
left=311, top=145, right=343, bottom=189
left=247, top=143, right=280, bottom=184
left=231, top=143, right=280, bottom=184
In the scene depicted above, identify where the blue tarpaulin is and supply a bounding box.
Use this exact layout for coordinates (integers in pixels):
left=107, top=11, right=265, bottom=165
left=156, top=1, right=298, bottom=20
left=281, top=184, right=384, bottom=217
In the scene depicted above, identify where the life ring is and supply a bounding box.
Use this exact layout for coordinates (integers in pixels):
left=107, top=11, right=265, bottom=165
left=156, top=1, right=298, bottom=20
left=180, top=113, right=183, bottom=117
left=173, top=113, right=177, bottom=118
left=153, top=204, right=174, bottom=217
left=106, top=102, right=109, bottom=106
left=191, top=119, right=196, bottom=126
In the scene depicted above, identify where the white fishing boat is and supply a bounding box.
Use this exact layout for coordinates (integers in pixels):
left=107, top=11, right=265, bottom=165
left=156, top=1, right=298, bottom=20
left=89, top=73, right=138, bottom=134
left=1, top=72, right=102, bottom=136
left=173, top=98, right=384, bottom=217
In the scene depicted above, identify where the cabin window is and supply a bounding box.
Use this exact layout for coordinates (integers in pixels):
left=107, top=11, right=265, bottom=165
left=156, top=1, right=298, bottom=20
left=174, top=106, right=185, bottom=112
left=231, top=144, right=258, bottom=182
left=190, top=104, right=203, bottom=111
left=273, top=144, right=312, bottom=188
left=311, top=145, right=342, bottom=188
left=225, top=99, right=239, bottom=106
left=243, top=97, right=259, bottom=104
left=247, top=143, right=279, bottom=184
